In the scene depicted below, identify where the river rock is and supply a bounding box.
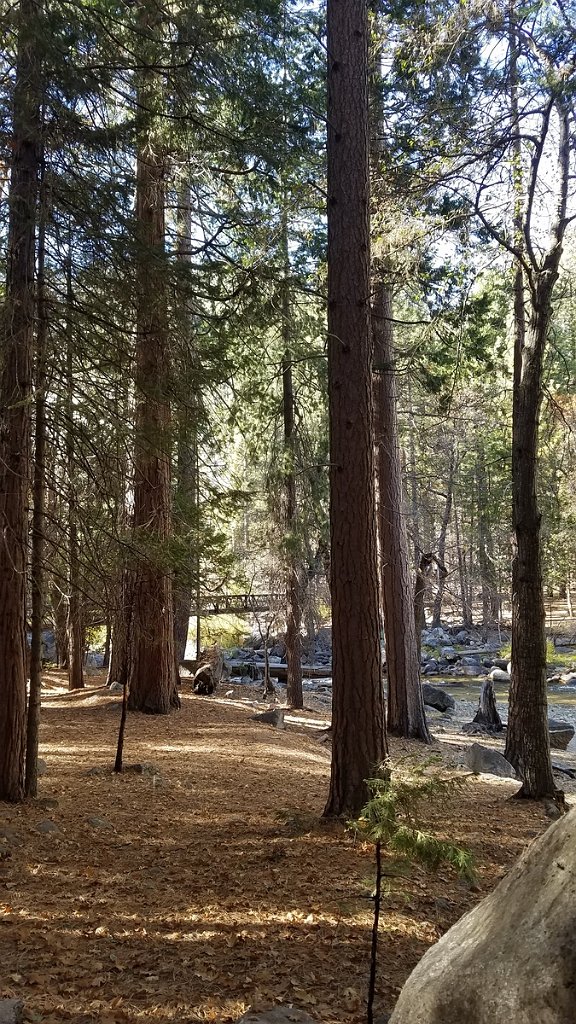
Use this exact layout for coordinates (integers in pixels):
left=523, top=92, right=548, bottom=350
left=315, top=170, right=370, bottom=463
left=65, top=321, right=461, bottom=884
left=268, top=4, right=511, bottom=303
left=465, top=743, right=516, bottom=778
left=421, top=684, right=455, bottom=712
left=389, top=808, right=576, bottom=1024
left=489, top=667, right=511, bottom=683
left=548, top=719, right=575, bottom=750
left=440, top=646, right=459, bottom=661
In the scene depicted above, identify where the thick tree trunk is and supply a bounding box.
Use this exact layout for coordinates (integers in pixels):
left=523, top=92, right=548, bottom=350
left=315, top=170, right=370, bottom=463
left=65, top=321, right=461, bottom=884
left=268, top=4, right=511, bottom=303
left=128, top=2, right=178, bottom=713
left=505, top=280, right=557, bottom=798
left=503, top=23, right=567, bottom=800
left=324, top=0, right=386, bottom=817
left=0, top=0, right=41, bottom=802
left=373, top=284, right=430, bottom=742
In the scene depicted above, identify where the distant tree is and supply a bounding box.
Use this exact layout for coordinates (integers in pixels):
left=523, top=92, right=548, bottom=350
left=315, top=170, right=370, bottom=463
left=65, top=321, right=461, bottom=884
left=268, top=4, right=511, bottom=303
left=373, top=283, right=430, bottom=742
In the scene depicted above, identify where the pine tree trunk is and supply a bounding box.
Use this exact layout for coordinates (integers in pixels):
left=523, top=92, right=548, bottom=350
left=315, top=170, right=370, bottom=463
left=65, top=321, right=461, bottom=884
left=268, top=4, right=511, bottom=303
left=107, top=573, right=130, bottom=688
left=26, top=166, right=47, bottom=798
left=66, top=267, right=84, bottom=692
left=454, top=500, right=473, bottom=628
left=102, top=621, right=111, bottom=670
left=172, top=412, right=196, bottom=669
left=0, top=0, right=41, bottom=802
left=373, top=284, right=430, bottom=742
left=283, top=347, right=303, bottom=709
left=324, top=0, right=386, bottom=817
left=281, top=204, right=303, bottom=711
left=172, top=182, right=197, bottom=673
left=503, top=21, right=569, bottom=800
left=128, top=1, right=178, bottom=714
left=431, top=448, right=455, bottom=628
left=52, top=587, right=69, bottom=669
left=505, top=279, right=557, bottom=797
left=477, top=454, right=498, bottom=630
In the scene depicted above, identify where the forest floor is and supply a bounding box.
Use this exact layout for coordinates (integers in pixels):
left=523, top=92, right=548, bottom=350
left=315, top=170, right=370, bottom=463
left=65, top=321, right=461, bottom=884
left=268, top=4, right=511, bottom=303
left=0, top=671, right=564, bottom=1024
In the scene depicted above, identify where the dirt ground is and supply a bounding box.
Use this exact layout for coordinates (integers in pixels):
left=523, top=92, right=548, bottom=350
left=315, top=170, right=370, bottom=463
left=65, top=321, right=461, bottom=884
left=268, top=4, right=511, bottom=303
left=0, top=671, right=555, bottom=1024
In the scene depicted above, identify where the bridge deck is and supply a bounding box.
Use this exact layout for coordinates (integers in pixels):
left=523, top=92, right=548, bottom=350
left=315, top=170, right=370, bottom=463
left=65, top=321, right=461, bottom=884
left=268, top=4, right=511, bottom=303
left=192, top=594, right=284, bottom=616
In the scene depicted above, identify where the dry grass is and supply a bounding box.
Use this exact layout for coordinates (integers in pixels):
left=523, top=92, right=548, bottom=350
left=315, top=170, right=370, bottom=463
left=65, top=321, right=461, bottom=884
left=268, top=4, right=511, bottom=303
left=0, top=671, right=551, bottom=1024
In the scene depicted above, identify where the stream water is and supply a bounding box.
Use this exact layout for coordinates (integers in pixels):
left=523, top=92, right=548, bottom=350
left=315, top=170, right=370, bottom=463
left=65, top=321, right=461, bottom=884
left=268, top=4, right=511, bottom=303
left=428, top=677, right=576, bottom=753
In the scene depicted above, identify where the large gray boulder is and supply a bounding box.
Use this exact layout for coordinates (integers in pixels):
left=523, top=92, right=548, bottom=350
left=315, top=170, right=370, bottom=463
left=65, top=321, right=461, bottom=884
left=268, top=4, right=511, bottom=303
left=422, top=684, right=455, bottom=712
left=465, top=743, right=516, bottom=778
left=390, top=809, right=576, bottom=1024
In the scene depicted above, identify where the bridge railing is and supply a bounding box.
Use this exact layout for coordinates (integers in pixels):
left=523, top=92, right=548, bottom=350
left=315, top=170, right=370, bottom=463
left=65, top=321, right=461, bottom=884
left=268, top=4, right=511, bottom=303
left=191, top=593, right=284, bottom=616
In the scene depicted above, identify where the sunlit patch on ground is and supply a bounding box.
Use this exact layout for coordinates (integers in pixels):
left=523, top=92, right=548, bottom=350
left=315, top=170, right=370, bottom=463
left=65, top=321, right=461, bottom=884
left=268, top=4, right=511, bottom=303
left=0, top=671, right=551, bottom=1023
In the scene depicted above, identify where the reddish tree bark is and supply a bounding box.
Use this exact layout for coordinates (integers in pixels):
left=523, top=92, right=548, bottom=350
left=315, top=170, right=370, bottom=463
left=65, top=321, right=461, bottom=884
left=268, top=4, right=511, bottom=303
left=127, top=1, right=178, bottom=714
left=324, top=0, right=386, bottom=816
left=0, top=0, right=41, bottom=802
left=373, top=284, right=430, bottom=742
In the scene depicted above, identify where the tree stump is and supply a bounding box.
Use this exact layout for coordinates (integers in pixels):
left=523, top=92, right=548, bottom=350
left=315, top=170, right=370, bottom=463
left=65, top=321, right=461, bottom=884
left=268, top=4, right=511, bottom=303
left=472, top=678, right=503, bottom=732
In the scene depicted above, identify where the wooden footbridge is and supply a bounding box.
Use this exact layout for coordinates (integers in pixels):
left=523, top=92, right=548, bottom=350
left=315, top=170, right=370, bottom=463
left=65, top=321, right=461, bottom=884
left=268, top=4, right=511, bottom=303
left=192, top=593, right=284, bottom=616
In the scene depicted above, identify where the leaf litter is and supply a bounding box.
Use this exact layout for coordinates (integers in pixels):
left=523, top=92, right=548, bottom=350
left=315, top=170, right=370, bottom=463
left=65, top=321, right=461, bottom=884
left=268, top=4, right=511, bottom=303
left=0, top=670, right=551, bottom=1024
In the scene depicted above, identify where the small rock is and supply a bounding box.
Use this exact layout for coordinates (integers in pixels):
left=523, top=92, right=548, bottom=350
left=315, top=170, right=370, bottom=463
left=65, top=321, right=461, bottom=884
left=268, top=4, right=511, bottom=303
left=34, top=797, right=59, bottom=810
left=37, top=758, right=47, bottom=777
left=0, top=827, right=23, bottom=848
left=465, top=743, right=516, bottom=778
left=434, top=897, right=452, bottom=911
left=123, top=762, right=158, bottom=775
left=86, top=816, right=113, bottom=829
left=238, top=1008, right=316, bottom=1024
left=489, top=668, right=511, bottom=683
left=0, top=999, right=24, bottom=1024
left=36, top=819, right=60, bottom=834
left=492, top=658, right=509, bottom=672
left=251, top=708, right=285, bottom=728
left=440, top=646, right=458, bottom=661
left=462, top=722, right=490, bottom=735
left=108, top=681, right=124, bottom=694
